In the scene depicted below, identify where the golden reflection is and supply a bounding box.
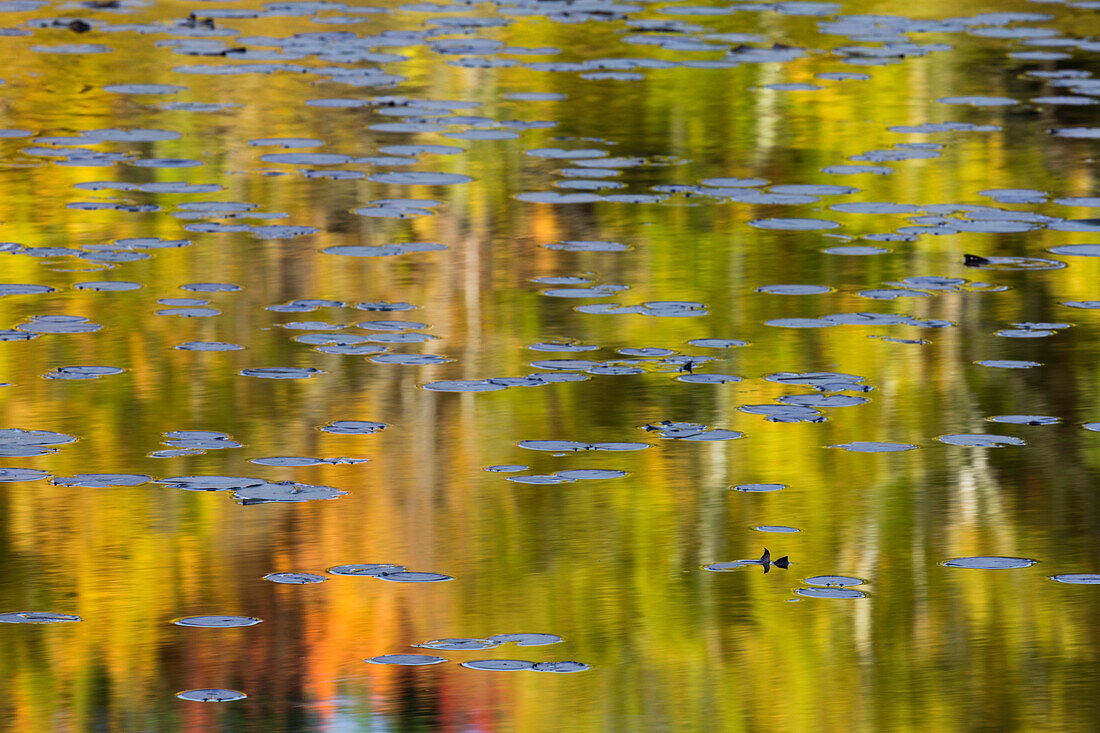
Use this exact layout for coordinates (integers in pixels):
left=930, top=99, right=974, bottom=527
left=0, top=0, right=1098, bottom=730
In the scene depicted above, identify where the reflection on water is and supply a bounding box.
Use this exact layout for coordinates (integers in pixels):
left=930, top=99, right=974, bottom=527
left=0, top=0, right=1098, bottom=729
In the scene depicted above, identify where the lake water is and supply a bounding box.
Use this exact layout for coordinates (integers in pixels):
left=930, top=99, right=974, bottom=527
left=0, top=0, right=1098, bottom=729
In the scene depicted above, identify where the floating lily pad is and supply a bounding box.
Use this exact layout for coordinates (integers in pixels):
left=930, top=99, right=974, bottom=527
left=764, top=318, right=835, bottom=328
left=1050, top=574, right=1100, bottom=585
left=936, top=434, right=1026, bottom=447
left=415, top=638, right=500, bottom=651
left=829, top=441, right=918, bottom=452
left=687, top=338, right=747, bottom=348
left=18, top=316, right=101, bottom=334
left=74, top=281, right=142, bottom=291
left=51, top=474, right=149, bottom=488
left=0, top=611, right=81, bottom=624
left=234, top=482, right=345, bottom=503
left=366, top=654, right=447, bottom=665
left=732, top=483, right=785, bottom=492
left=508, top=474, right=573, bottom=484
left=329, top=564, right=406, bottom=576
left=157, top=476, right=264, bottom=492
left=1049, top=244, right=1100, bottom=257
left=264, top=572, right=326, bottom=584
left=988, top=415, right=1059, bottom=426
left=43, top=366, right=124, bottom=380
left=460, top=659, right=535, bottom=671
left=240, top=367, right=324, bottom=379
left=942, top=557, right=1037, bottom=569
left=423, top=380, right=507, bottom=392
left=805, top=576, right=864, bottom=586
left=750, top=217, right=840, bottom=230
left=795, top=587, right=867, bottom=599
left=757, top=284, right=832, bottom=295
left=823, top=245, right=889, bottom=255
left=555, top=469, right=628, bottom=480
left=377, top=571, right=453, bottom=583
left=489, top=632, right=563, bottom=646
left=0, top=429, right=78, bottom=458
left=173, top=615, right=261, bottom=628
left=975, top=360, right=1042, bottom=369
left=250, top=457, right=322, bottom=467
left=370, top=171, right=472, bottom=185
left=176, top=689, right=246, bottom=702
left=532, top=661, right=589, bottom=672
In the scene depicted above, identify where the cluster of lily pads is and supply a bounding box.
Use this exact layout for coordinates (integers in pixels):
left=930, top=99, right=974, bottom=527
left=366, top=632, right=587, bottom=672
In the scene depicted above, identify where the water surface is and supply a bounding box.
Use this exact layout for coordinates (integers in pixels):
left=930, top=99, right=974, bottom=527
left=0, top=0, right=1099, bottom=730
